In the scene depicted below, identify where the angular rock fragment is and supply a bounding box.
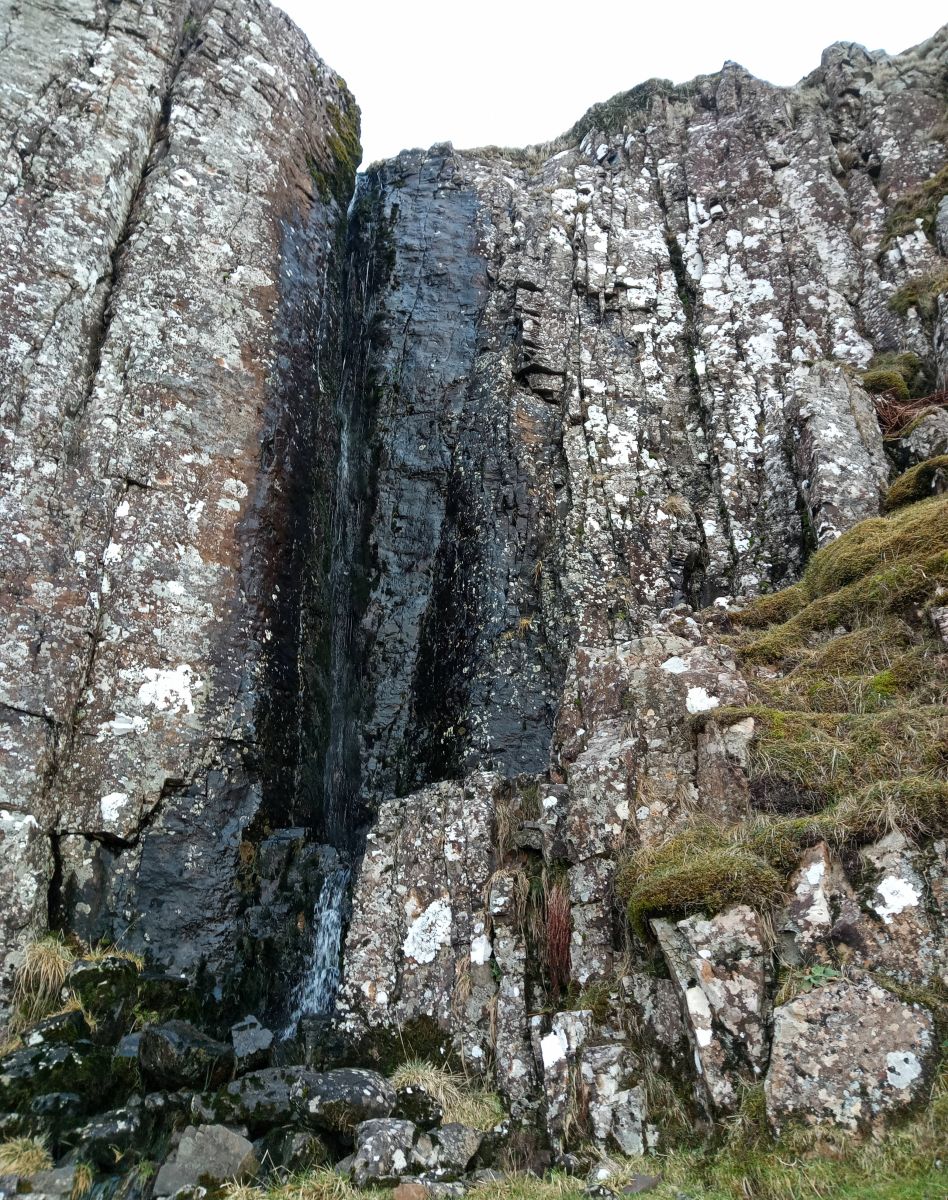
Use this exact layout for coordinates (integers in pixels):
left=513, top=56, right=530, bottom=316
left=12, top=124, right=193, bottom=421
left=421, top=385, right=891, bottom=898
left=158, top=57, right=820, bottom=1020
left=765, top=979, right=934, bottom=1130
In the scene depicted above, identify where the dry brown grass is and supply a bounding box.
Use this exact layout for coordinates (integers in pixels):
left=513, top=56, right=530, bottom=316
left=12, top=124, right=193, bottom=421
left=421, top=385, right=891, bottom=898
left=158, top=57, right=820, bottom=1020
left=10, top=935, right=76, bottom=1031
left=0, top=1136, right=53, bottom=1175
left=389, top=1058, right=505, bottom=1129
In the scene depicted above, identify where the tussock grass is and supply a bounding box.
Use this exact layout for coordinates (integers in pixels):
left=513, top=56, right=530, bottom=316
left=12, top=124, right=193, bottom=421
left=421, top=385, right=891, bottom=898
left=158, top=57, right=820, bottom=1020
left=389, top=1058, right=505, bottom=1129
left=0, top=1136, right=53, bottom=1175
left=9, top=933, right=145, bottom=1034
left=71, top=1162, right=95, bottom=1200
left=890, top=267, right=948, bottom=322
left=10, top=935, right=76, bottom=1032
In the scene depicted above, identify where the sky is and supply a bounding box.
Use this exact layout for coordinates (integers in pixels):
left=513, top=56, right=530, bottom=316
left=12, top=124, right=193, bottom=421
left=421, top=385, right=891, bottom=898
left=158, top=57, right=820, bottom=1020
left=275, top=1, right=944, bottom=167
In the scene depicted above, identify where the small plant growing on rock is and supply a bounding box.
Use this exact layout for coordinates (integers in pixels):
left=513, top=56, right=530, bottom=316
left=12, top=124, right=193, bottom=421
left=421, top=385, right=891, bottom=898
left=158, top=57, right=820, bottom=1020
left=389, top=1058, right=504, bottom=1129
left=10, top=934, right=76, bottom=1031
left=0, top=1136, right=53, bottom=1175
left=545, top=878, right=572, bottom=1000
left=70, top=1162, right=95, bottom=1200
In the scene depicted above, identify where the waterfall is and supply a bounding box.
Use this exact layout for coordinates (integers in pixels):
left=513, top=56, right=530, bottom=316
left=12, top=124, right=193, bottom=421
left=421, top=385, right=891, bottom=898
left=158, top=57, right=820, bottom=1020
left=283, top=861, right=350, bottom=1034
left=285, top=178, right=376, bottom=1030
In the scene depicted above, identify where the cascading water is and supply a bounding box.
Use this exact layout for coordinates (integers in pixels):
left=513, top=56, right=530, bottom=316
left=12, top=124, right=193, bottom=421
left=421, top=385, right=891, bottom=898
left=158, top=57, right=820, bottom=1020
left=284, top=178, right=377, bottom=1031
left=282, top=861, right=350, bottom=1033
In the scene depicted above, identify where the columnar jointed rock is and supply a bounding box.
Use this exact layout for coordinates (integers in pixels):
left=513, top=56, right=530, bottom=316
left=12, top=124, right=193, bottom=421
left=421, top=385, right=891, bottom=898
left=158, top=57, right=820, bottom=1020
left=0, top=0, right=359, bottom=1001
left=337, top=23, right=948, bottom=1141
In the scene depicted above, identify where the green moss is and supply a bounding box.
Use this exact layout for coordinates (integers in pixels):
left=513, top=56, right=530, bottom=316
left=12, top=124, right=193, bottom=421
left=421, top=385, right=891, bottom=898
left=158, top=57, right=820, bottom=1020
left=861, top=369, right=910, bottom=400
left=865, top=351, right=929, bottom=400
left=884, top=165, right=948, bottom=245
left=616, top=823, right=786, bottom=935
left=885, top=456, right=948, bottom=510
left=735, top=498, right=948, bottom=664
left=890, top=268, right=948, bottom=322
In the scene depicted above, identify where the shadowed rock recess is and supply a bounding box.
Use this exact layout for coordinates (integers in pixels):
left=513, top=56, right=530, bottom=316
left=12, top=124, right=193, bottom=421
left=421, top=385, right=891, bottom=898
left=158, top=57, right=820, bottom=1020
left=1, top=2, right=947, bottom=1190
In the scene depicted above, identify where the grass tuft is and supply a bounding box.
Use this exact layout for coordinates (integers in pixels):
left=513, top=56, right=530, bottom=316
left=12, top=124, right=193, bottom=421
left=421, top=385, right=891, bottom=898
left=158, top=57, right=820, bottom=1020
left=71, top=1162, right=95, bottom=1200
left=389, top=1059, right=505, bottom=1129
left=10, top=935, right=76, bottom=1032
left=0, top=1136, right=53, bottom=1175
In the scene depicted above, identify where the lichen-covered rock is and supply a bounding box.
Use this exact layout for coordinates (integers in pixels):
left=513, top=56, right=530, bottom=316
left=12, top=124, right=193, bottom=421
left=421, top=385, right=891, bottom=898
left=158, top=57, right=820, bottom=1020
left=654, top=906, right=769, bottom=1112
left=350, top=1118, right=417, bottom=1187
left=153, top=1124, right=258, bottom=1196
left=765, top=979, right=935, bottom=1131
left=0, top=0, right=359, bottom=1000
left=291, top=1068, right=396, bottom=1136
left=230, top=1016, right=274, bottom=1073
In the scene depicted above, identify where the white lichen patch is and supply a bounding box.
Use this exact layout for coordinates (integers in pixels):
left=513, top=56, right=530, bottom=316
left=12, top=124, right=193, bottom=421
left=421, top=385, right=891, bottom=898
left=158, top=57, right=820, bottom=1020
left=886, top=1050, right=922, bottom=1089
left=873, top=875, right=921, bottom=924
left=136, top=664, right=201, bottom=714
left=685, top=686, right=719, bottom=714
left=100, top=792, right=130, bottom=823
left=402, top=897, right=451, bottom=964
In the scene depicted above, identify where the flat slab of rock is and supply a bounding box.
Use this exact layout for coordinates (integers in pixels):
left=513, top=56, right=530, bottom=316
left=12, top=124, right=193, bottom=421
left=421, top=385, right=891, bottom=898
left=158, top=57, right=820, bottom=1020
left=765, top=978, right=934, bottom=1131
left=153, top=1124, right=257, bottom=1196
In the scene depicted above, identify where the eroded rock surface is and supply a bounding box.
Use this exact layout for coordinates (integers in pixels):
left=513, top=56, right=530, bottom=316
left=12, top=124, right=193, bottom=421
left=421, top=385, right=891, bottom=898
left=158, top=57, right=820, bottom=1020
left=0, top=0, right=358, bottom=1003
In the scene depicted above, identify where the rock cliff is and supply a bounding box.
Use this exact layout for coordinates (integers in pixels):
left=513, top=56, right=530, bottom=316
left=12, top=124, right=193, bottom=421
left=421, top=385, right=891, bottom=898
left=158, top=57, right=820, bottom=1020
left=1, top=0, right=947, bottom=1180
left=0, top=0, right=358, bottom=1003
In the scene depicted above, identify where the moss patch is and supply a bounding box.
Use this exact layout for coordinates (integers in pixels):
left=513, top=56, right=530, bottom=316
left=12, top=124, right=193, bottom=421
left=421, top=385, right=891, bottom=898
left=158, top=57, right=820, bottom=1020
left=884, top=165, right=948, bottom=245
left=890, top=268, right=948, bottom=323
left=885, top=456, right=948, bottom=510
left=621, top=495, right=948, bottom=933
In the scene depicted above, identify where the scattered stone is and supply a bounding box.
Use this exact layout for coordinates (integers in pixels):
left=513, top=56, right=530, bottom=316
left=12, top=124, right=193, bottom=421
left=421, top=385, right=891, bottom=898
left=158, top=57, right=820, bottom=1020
left=230, top=1016, right=274, bottom=1072
left=0, top=1041, right=106, bottom=1110
left=74, top=1107, right=145, bottom=1168
left=153, top=1124, right=257, bottom=1196
left=432, top=1123, right=482, bottom=1173
left=350, top=1117, right=417, bottom=1186
left=394, top=1084, right=443, bottom=1129
left=28, top=1168, right=77, bottom=1197
left=766, top=978, right=935, bottom=1130
left=621, top=1177, right=662, bottom=1195
left=139, top=1021, right=234, bottom=1090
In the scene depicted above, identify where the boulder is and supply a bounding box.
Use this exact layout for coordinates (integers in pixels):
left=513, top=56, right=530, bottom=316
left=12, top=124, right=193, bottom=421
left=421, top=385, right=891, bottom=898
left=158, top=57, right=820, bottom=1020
left=26, top=1168, right=77, bottom=1198
left=291, top=1067, right=396, bottom=1136
left=221, top=1066, right=318, bottom=1132
left=153, top=1124, right=257, bottom=1196
left=0, top=1041, right=107, bottom=1110
left=432, top=1123, right=483, bottom=1173
left=394, top=1084, right=443, bottom=1129
left=139, top=1021, right=234, bottom=1089
left=67, top=958, right=140, bottom=1016
left=230, top=1016, right=273, bottom=1073
left=256, top=1128, right=328, bottom=1173
left=74, top=1107, right=146, bottom=1168
left=350, top=1117, right=417, bottom=1186
left=765, top=978, right=935, bottom=1131
left=22, top=1010, right=89, bottom=1047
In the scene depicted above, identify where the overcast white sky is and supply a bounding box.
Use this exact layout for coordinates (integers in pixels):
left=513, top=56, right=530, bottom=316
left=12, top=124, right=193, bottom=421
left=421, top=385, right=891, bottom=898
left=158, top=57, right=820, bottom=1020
left=275, top=1, right=944, bottom=167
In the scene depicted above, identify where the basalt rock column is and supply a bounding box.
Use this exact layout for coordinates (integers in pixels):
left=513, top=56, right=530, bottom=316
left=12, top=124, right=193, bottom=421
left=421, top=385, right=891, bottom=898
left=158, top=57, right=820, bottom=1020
left=0, top=0, right=359, bottom=1006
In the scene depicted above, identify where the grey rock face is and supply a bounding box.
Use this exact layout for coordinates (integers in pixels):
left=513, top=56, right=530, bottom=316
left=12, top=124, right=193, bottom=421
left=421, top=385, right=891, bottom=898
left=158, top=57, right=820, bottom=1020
left=153, top=1124, right=257, bottom=1196
left=765, top=979, right=935, bottom=1131
left=335, top=22, right=947, bottom=1142
left=0, top=0, right=358, bottom=1003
